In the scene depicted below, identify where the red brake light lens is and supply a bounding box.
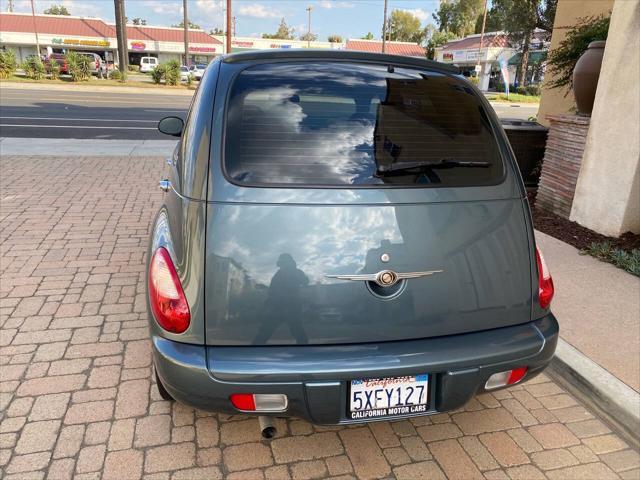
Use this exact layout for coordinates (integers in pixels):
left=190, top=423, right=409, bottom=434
left=149, top=247, right=190, bottom=333
left=230, top=394, right=256, bottom=411
left=507, top=367, right=528, bottom=384
left=536, top=246, right=554, bottom=309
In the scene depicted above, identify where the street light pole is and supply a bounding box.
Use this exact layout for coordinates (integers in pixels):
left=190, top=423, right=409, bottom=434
left=306, top=5, right=312, bottom=48
left=226, top=0, right=232, bottom=54
left=183, top=0, right=189, bottom=67
left=30, top=0, right=40, bottom=57
left=382, top=0, right=388, bottom=53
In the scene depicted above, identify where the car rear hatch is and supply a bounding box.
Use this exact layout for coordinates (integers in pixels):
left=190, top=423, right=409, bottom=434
left=204, top=59, right=531, bottom=346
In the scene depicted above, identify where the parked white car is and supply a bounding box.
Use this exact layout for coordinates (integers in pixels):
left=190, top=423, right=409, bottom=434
left=188, top=64, right=206, bottom=80
left=140, top=56, right=158, bottom=73
left=179, top=66, right=191, bottom=83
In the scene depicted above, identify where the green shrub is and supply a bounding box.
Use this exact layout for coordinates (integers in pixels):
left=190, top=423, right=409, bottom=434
left=22, top=56, right=45, bottom=80
left=186, top=73, right=193, bottom=87
left=47, top=58, right=60, bottom=80
left=515, top=86, right=527, bottom=95
left=151, top=64, right=165, bottom=84
left=164, top=59, right=180, bottom=86
left=582, top=241, right=640, bottom=276
left=151, top=60, right=180, bottom=85
left=525, top=84, right=541, bottom=96
left=0, top=49, right=18, bottom=79
left=127, top=64, right=139, bottom=72
left=468, top=76, right=480, bottom=86
left=109, top=69, right=122, bottom=80
left=66, top=51, right=91, bottom=82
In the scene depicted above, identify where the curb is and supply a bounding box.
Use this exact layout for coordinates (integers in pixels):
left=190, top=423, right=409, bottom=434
left=0, top=81, right=195, bottom=96
left=548, top=339, right=640, bottom=447
left=0, top=138, right=178, bottom=156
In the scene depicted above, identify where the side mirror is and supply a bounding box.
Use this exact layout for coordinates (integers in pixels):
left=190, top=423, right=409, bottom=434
left=158, top=116, right=184, bottom=137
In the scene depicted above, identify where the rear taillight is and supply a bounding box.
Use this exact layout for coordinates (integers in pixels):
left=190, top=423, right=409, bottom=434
left=148, top=247, right=190, bottom=333
left=485, top=367, right=528, bottom=389
left=535, top=246, right=554, bottom=309
left=229, top=394, right=288, bottom=412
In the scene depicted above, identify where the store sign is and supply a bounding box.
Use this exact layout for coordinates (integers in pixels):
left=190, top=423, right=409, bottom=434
left=453, top=50, right=466, bottom=62
left=466, top=51, right=480, bottom=61
left=443, top=52, right=453, bottom=62
left=189, top=46, right=217, bottom=53
left=52, top=37, right=110, bottom=47
left=130, top=41, right=146, bottom=50
left=271, top=44, right=292, bottom=49
left=232, top=41, right=254, bottom=47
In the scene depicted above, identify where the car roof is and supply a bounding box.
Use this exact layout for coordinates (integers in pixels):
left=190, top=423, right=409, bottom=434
left=222, top=49, right=459, bottom=75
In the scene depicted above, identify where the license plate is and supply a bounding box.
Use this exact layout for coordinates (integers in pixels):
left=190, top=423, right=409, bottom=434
left=349, top=374, right=429, bottom=420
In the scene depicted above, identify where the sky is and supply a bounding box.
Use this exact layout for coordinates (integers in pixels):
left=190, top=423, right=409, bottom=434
left=1, top=0, right=442, bottom=41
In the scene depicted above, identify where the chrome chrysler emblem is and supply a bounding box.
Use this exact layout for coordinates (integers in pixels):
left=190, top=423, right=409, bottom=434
left=325, top=269, right=443, bottom=287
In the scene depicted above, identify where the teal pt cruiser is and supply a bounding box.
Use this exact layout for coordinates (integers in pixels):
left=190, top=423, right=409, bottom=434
left=148, top=50, right=557, bottom=437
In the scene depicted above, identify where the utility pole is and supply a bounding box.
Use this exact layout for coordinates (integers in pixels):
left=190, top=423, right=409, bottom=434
left=114, top=0, right=128, bottom=72
left=226, top=0, right=231, bottom=54
left=382, top=0, right=388, bottom=53
left=183, top=0, right=189, bottom=66
left=306, top=5, right=312, bottom=48
left=477, top=0, right=488, bottom=68
left=30, top=0, right=40, bottom=57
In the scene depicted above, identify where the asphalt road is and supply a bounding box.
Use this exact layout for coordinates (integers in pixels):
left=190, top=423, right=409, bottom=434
left=0, top=87, right=539, bottom=140
left=0, top=87, right=191, bottom=140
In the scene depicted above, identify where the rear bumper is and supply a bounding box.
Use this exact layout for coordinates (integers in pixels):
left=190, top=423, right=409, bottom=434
left=153, top=315, right=558, bottom=424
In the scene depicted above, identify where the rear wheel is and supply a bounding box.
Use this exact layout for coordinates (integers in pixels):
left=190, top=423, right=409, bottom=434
left=155, top=367, right=174, bottom=401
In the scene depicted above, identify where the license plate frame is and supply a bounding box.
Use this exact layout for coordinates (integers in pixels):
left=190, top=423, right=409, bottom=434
left=347, top=374, right=430, bottom=420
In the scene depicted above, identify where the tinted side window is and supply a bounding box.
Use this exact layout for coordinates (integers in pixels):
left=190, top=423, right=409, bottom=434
left=224, top=62, right=503, bottom=187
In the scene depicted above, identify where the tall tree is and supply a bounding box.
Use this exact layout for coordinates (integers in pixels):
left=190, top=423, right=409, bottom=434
left=385, top=9, right=424, bottom=43
left=492, top=0, right=556, bottom=86
left=424, top=23, right=456, bottom=59
left=433, top=0, right=484, bottom=37
left=209, top=27, right=224, bottom=35
left=44, top=4, right=70, bottom=15
left=131, top=18, right=147, bottom=25
left=262, top=18, right=295, bottom=40
left=327, top=34, right=343, bottom=43
left=474, top=7, right=504, bottom=33
left=299, top=32, right=318, bottom=42
left=361, top=32, right=374, bottom=40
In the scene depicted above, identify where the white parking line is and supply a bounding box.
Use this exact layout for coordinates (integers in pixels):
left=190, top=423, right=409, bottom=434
left=0, top=116, right=157, bottom=123
left=0, top=124, right=156, bottom=130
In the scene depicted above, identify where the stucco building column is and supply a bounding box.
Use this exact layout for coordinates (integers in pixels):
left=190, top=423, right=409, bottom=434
left=569, top=0, right=640, bottom=237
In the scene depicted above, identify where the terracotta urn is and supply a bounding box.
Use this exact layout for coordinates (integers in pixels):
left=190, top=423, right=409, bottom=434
left=572, top=40, right=606, bottom=115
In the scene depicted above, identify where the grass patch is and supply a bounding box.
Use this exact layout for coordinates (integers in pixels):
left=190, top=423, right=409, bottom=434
left=582, top=241, right=640, bottom=276
left=486, top=93, right=541, bottom=103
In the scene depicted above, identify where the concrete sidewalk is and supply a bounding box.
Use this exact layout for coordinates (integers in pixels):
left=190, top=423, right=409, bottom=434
left=0, top=138, right=178, bottom=156
left=535, top=231, right=640, bottom=393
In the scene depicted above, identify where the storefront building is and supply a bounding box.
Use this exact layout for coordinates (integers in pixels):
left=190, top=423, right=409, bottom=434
left=436, top=31, right=548, bottom=91
left=0, top=13, right=222, bottom=66
left=212, top=35, right=345, bottom=52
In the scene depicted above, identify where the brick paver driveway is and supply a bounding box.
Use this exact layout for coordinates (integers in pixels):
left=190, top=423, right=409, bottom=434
left=1, top=155, right=638, bottom=480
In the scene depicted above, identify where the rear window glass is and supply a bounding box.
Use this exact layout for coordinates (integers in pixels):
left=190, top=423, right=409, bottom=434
left=224, top=62, right=504, bottom=187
